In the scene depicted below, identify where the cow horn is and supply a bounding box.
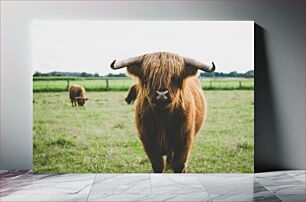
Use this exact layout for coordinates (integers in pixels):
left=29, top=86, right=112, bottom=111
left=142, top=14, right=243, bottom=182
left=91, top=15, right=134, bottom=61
left=110, top=55, right=144, bottom=70
left=183, top=57, right=216, bottom=72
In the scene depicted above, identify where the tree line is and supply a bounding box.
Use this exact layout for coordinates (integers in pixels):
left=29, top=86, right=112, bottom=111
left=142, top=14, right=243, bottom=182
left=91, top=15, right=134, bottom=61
left=200, top=70, right=254, bottom=78
left=33, top=70, right=254, bottom=78
left=33, top=71, right=101, bottom=77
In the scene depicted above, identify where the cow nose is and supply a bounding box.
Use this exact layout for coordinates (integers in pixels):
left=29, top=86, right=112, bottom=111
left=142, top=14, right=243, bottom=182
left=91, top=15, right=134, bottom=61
left=156, top=89, right=169, bottom=101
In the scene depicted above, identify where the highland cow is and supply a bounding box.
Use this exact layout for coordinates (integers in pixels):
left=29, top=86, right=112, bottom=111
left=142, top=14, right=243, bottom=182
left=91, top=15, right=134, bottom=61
left=110, top=52, right=215, bottom=173
left=69, top=84, right=88, bottom=107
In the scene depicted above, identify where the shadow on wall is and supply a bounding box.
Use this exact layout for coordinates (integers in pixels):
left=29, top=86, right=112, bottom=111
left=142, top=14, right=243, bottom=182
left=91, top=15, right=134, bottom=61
left=255, top=24, right=283, bottom=172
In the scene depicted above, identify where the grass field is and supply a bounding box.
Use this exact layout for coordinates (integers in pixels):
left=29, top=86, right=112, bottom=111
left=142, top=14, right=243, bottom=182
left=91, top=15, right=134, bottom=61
left=33, top=78, right=254, bottom=92
left=33, top=90, right=254, bottom=173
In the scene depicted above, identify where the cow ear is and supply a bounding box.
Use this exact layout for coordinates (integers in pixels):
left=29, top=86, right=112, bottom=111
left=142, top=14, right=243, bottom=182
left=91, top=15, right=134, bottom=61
left=182, top=65, right=198, bottom=79
left=126, top=64, right=142, bottom=78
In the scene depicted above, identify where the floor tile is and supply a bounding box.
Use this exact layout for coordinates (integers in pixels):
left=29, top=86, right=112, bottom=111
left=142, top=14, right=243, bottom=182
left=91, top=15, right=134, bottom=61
left=265, top=184, right=305, bottom=195
left=0, top=170, right=8, bottom=175
left=0, top=194, right=88, bottom=201
left=1, top=170, right=306, bottom=202
left=88, top=194, right=211, bottom=202
left=90, top=174, right=151, bottom=195
left=1, top=174, right=95, bottom=196
left=150, top=174, right=207, bottom=195
left=256, top=173, right=305, bottom=195
left=210, top=194, right=282, bottom=201
left=275, top=194, right=306, bottom=202
left=1, top=172, right=45, bottom=196
left=286, top=170, right=305, bottom=183
left=198, top=174, right=268, bottom=195
left=142, top=194, right=212, bottom=202
left=0, top=170, right=30, bottom=178
left=254, top=171, right=295, bottom=180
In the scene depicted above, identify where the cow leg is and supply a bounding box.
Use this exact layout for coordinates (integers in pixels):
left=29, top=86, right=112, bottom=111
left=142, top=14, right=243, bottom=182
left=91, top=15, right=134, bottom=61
left=150, top=155, right=165, bottom=173
left=166, top=151, right=173, bottom=169
left=142, top=143, right=165, bottom=173
left=172, top=136, right=193, bottom=173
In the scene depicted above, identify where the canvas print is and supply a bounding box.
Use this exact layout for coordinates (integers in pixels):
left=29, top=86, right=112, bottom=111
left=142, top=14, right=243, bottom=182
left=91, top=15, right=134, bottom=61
left=33, top=21, right=254, bottom=173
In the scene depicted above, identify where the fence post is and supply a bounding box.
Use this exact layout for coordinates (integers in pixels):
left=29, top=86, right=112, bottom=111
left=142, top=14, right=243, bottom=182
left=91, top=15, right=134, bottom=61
left=239, top=81, right=242, bottom=89
left=210, top=80, right=212, bottom=88
left=106, top=79, right=109, bottom=91
left=66, top=80, right=70, bottom=90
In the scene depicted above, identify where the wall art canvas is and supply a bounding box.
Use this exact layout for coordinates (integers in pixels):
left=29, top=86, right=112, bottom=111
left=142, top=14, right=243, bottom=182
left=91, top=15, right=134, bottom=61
left=33, top=21, right=254, bottom=173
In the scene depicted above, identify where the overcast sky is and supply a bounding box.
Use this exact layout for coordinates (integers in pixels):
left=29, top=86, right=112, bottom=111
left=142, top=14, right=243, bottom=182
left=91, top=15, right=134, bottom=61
left=32, top=21, right=254, bottom=75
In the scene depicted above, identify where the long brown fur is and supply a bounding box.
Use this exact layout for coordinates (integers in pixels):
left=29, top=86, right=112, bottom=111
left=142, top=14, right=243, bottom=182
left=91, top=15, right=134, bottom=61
left=127, top=52, right=206, bottom=173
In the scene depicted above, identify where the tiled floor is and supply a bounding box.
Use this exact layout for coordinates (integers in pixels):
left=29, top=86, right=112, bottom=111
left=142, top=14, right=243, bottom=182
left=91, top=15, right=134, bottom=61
left=0, top=170, right=305, bottom=201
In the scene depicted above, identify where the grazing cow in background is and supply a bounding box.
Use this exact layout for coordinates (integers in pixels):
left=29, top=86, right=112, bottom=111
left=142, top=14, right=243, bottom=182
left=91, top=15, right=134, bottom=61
left=110, top=52, right=215, bottom=173
left=69, top=84, right=88, bottom=107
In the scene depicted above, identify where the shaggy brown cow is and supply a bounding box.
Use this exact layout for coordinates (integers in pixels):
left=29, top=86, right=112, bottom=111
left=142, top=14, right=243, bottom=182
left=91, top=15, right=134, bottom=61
left=69, top=84, right=88, bottom=107
left=110, top=52, right=215, bottom=173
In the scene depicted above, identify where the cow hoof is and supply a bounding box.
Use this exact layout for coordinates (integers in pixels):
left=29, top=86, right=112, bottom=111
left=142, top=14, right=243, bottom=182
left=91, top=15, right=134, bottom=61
left=152, top=159, right=166, bottom=173
left=173, top=163, right=187, bottom=173
left=153, top=170, right=164, bottom=173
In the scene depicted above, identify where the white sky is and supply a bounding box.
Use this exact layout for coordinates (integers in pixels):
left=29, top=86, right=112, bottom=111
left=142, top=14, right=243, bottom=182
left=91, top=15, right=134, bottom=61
left=32, top=21, right=254, bottom=75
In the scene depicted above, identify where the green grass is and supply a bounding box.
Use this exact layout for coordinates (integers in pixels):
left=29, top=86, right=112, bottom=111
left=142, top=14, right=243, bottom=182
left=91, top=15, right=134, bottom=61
left=33, top=90, right=254, bottom=173
left=33, top=78, right=254, bottom=92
